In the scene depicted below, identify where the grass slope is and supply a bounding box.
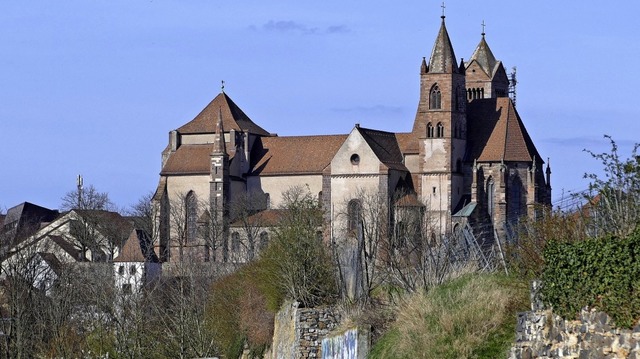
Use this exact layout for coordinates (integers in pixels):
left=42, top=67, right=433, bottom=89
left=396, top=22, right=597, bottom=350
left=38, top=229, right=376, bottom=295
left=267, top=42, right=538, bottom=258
left=369, top=274, right=528, bottom=359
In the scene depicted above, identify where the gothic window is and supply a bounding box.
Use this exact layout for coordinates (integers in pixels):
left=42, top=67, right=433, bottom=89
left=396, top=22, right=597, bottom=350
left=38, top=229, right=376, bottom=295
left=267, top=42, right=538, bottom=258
left=467, top=88, right=472, bottom=100
left=427, top=123, right=434, bottom=138
left=429, top=85, right=441, bottom=109
left=436, top=122, right=444, bottom=138
left=456, top=159, right=462, bottom=173
left=487, top=177, right=495, bottom=219
left=347, top=199, right=362, bottom=234
left=231, top=232, right=240, bottom=251
left=259, top=231, right=269, bottom=250
left=185, top=191, right=197, bottom=242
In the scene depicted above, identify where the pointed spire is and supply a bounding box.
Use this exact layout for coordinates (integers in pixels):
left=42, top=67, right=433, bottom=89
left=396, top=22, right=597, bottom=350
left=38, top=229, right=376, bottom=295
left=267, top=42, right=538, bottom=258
left=459, top=57, right=465, bottom=74
left=212, top=107, right=226, bottom=155
left=428, top=13, right=458, bottom=74
left=470, top=27, right=498, bottom=76
left=421, top=57, right=427, bottom=74
left=546, top=158, right=552, bottom=186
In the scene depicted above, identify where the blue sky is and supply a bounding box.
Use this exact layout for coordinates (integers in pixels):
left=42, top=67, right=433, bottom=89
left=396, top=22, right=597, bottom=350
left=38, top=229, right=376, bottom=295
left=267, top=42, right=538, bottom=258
left=1, top=1, right=639, bottom=211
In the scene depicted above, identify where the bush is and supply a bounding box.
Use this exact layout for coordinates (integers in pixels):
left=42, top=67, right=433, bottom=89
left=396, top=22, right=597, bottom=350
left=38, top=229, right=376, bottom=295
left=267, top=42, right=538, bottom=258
left=542, top=230, right=640, bottom=328
left=207, top=261, right=274, bottom=358
left=369, top=274, right=528, bottom=359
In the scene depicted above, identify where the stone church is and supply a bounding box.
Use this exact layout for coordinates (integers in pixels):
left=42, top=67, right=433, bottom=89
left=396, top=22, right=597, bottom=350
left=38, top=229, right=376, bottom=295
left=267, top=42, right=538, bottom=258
left=152, top=15, right=551, bottom=263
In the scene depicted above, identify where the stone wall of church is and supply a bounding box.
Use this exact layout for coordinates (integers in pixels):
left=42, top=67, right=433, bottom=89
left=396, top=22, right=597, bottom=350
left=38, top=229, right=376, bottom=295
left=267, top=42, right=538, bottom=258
left=248, top=175, right=323, bottom=209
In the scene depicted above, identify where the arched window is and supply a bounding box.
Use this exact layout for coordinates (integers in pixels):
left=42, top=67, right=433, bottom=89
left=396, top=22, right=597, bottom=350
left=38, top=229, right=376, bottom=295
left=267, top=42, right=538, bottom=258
left=456, top=159, right=462, bottom=173
left=436, top=122, right=444, bottom=138
left=231, top=232, right=240, bottom=251
left=347, top=199, right=362, bottom=234
left=429, top=85, right=441, bottom=109
left=185, top=191, right=197, bottom=242
left=259, top=231, right=269, bottom=250
left=427, top=123, right=434, bottom=138
left=467, top=88, right=472, bottom=100
left=487, top=177, right=495, bottom=219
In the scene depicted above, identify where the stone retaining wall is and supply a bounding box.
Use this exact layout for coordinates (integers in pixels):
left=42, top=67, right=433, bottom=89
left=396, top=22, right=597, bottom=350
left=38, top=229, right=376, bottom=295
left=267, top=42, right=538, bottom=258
left=510, top=282, right=640, bottom=358
left=270, top=302, right=341, bottom=359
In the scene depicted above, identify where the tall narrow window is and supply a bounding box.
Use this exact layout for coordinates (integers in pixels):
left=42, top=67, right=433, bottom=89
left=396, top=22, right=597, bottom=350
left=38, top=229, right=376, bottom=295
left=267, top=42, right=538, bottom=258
left=436, top=122, right=444, bottom=138
left=185, top=191, right=197, bottom=242
left=427, top=123, right=434, bottom=138
left=259, top=231, right=269, bottom=251
left=347, top=199, right=362, bottom=234
left=487, top=178, right=495, bottom=219
left=231, top=232, right=240, bottom=251
left=429, top=85, right=441, bottom=109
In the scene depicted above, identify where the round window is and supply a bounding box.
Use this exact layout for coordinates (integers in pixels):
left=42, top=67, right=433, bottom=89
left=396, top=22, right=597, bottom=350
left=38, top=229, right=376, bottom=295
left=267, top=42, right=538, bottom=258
left=350, top=154, right=360, bottom=165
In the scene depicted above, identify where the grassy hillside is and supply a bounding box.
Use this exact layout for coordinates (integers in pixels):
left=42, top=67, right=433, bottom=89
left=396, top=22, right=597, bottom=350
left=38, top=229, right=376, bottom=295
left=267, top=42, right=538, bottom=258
left=369, top=274, right=528, bottom=359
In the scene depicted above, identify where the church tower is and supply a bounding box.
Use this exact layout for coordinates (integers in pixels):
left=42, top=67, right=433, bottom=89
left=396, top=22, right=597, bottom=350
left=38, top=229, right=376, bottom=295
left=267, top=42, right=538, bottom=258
left=210, top=107, right=230, bottom=262
left=413, top=14, right=467, bottom=234
left=465, top=28, right=509, bottom=100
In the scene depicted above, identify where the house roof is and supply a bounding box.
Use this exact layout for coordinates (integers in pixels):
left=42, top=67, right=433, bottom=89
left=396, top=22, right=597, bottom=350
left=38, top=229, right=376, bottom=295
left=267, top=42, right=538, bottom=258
left=356, top=126, right=408, bottom=172
left=161, top=144, right=214, bottom=175
left=177, top=92, right=270, bottom=136
left=114, top=229, right=159, bottom=263
left=37, top=252, right=63, bottom=275
left=467, top=97, right=542, bottom=163
left=428, top=17, right=458, bottom=74
left=48, top=235, right=83, bottom=261
left=251, top=134, right=348, bottom=175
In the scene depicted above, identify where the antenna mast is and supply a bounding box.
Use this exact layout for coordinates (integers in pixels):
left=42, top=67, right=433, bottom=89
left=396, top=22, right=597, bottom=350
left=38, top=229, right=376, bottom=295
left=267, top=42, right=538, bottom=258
left=508, top=66, right=517, bottom=106
left=77, top=174, right=83, bottom=209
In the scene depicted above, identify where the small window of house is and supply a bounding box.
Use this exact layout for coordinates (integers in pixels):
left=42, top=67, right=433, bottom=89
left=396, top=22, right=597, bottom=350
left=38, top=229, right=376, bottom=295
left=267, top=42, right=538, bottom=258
left=130, top=265, right=136, bottom=275
left=118, top=265, right=124, bottom=276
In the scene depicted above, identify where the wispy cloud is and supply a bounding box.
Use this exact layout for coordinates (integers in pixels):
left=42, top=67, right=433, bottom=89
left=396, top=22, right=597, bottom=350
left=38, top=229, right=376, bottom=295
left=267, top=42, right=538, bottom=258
left=250, top=20, right=350, bottom=35
left=542, top=136, right=637, bottom=150
left=332, top=105, right=403, bottom=116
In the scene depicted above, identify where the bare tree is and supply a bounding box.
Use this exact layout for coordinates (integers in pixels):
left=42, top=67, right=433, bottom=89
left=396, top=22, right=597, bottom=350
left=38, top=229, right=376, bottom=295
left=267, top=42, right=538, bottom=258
left=228, top=191, right=268, bottom=262
left=61, top=183, right=115, bottom=212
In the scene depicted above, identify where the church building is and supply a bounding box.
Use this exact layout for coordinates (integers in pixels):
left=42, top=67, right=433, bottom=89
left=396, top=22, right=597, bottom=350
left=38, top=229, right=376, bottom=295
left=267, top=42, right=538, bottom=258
left=152, top=14, right=551, bottom=263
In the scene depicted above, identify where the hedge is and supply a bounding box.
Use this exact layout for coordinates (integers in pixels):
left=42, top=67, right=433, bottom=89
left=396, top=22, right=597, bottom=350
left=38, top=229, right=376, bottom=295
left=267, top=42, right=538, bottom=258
left=542, top=230, right=640, bottom=328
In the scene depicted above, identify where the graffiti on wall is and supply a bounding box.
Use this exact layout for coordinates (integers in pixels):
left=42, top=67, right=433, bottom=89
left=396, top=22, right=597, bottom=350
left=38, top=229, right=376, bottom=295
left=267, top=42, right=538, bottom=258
left=321, top=328, right=358, bottom=359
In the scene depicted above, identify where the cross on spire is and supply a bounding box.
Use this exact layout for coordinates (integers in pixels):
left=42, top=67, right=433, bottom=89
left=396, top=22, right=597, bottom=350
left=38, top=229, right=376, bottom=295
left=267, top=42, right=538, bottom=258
left=481, top=20, right=486, bottom=36
left=441, top=2, right=446, bottom=19
left=221, top=80, right=225, bottom=93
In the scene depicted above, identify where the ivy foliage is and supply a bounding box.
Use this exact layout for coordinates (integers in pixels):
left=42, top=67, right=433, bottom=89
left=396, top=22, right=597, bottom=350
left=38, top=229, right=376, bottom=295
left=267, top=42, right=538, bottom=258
left=542, top=230, right=640, bottom=328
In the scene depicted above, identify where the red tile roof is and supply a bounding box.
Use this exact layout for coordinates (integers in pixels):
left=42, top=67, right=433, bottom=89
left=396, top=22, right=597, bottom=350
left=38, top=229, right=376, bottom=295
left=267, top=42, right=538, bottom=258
left=114, top=229, right=159, bottom=263
left=161, top=144, right=213, bottom=175
left=177, top=92, right=270, bottom=136
left=251, top=134, right=348, bottom=175
left=467, top=97, right=541, bottom=163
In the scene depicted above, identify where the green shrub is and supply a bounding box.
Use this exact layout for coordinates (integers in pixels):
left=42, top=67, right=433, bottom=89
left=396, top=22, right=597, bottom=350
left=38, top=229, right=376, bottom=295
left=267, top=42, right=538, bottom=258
left=542, top=231, right=640, bottom=328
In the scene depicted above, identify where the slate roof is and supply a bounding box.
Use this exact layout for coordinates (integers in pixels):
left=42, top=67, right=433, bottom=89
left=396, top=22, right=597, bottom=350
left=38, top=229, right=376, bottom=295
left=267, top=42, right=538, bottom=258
left=177, top=92, right=270, bottom=136
left=357, top=127, right=408, bottom=172
left=469, top=35, right=498, bottom=77
left=467, top=97, right=541, bottom=163
left=251, top=134, right=348, bottom=175
left=428, top=17, right=459, bottom=74
left=114, top=229, right=159, bottom=263
left=161, top=144, right=214, bottom=175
